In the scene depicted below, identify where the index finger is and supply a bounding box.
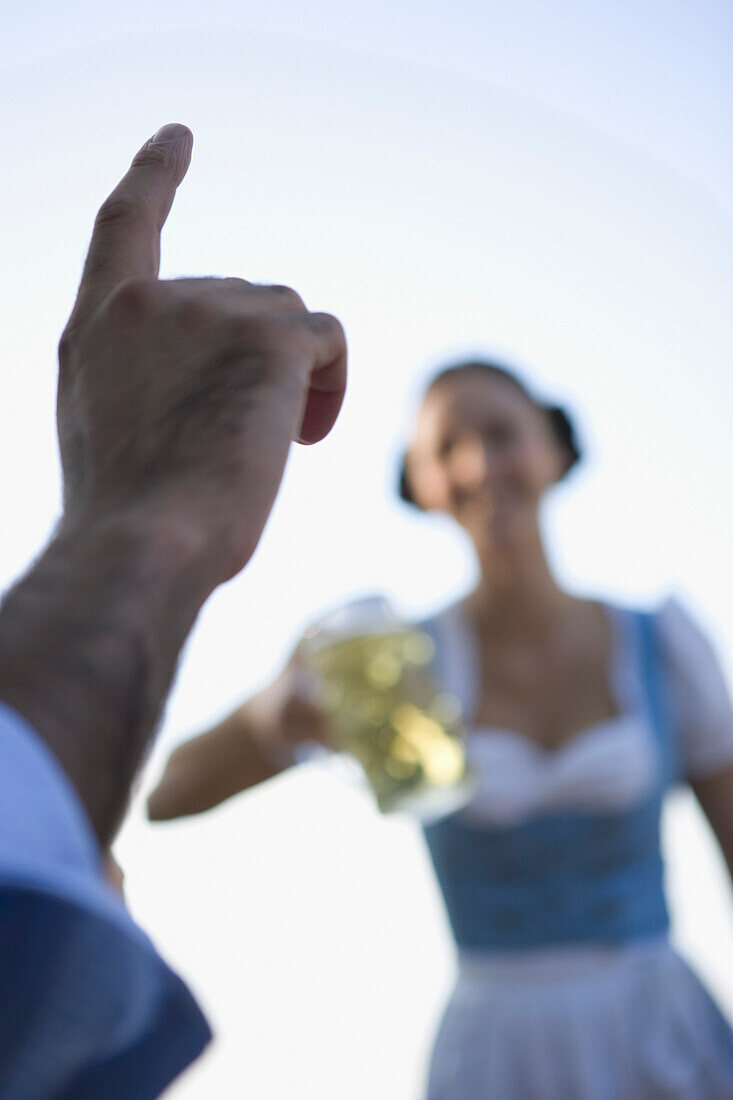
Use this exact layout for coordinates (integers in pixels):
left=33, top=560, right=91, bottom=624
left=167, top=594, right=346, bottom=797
left=73, top=123, right=193, bottom=321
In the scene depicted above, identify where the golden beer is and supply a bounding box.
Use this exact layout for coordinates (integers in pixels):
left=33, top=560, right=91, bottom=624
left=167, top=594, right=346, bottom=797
left=304, top=608, right=472, bottom=816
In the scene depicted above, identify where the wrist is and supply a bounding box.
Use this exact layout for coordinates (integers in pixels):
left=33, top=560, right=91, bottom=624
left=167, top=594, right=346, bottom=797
left=59, top=486, right=258, bottom=594
left=239, top=699, right=295, bottom=775
left=0, top=502, right=219, bottom=844
left=57, top=498, right=224, bottom=603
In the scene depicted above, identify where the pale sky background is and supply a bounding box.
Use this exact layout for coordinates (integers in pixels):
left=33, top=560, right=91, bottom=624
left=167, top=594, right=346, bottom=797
left=1, top=3, right=732, bottom=1098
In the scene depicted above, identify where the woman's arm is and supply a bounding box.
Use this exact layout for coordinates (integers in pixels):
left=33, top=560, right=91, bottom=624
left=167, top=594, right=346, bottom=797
left=690, top=765, right=733, bottom=885
left=147, top=657, right=328, bottom=821
left=147, top=705, right=280, bottom=821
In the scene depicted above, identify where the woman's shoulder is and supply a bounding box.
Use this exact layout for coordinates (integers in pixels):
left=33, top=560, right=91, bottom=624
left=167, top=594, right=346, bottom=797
left=597, top=594, right=733, bottom=780
left=642, top=595, right=733, bottom=778
left=600, top=594, right=712, bottom=648
left=649, top=595, right=721, bottom=674
left=602, top=593, right=726, bottom=681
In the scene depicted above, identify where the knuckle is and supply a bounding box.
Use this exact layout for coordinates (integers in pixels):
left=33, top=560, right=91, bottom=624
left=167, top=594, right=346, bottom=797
left=266, top=284, right=305, bottom=310
left=310, top=311, right=344, bottom=338
left=94, top=192, right=148, bottom=231
left=223, top=310, right=345, bottom=374
left=130, top=143, right=171, bottom=172
left=108, top=275, right=159, bottom=319
left=222, top=276, right=251, bottom=291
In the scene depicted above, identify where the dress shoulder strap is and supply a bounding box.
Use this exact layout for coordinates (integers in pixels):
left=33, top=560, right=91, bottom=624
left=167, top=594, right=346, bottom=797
left=632, top=609, right=681, bottom=788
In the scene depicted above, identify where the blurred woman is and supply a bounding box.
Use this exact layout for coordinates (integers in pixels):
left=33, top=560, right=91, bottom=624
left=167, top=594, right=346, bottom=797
left=149, top=359, right=733, bottom=1099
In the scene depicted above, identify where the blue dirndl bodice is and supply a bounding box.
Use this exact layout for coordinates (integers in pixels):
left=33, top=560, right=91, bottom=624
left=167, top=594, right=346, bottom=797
left=421, top=610, right=680, bottom=951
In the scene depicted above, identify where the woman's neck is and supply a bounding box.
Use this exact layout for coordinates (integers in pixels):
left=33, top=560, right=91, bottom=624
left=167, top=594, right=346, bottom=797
left=466, top=526, right=571, bottom=639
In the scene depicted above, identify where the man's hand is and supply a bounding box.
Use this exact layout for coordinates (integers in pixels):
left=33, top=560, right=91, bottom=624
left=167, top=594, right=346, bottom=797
left=0, top=125, right=347, bottom=845
left=57, top=122, right=346, bottom=583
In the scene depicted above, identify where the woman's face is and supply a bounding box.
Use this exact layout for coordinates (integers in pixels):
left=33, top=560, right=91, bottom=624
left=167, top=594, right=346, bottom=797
left=405, top=371, right=566, bottom=550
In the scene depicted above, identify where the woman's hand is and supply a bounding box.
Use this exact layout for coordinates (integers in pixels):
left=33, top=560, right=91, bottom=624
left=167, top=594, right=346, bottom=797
left=147, top=651, right=330, bottom=821
left=245, top=650, right=331, bottom=766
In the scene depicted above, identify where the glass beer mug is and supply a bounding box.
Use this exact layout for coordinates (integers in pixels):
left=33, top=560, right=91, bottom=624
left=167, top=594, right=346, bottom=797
left=301, top=596, right=474, bottom=819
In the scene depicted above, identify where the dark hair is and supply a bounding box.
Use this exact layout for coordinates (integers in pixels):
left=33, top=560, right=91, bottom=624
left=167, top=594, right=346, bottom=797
left=398, top=358, right=583, bottom=507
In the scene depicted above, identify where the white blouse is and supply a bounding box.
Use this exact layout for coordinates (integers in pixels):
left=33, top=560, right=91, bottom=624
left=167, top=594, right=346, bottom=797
left=428, top=597, right=733, bottom=829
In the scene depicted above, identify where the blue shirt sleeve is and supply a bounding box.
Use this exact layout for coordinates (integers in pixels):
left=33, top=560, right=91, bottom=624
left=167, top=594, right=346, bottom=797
left=0, top=701, right=211, bottom=1099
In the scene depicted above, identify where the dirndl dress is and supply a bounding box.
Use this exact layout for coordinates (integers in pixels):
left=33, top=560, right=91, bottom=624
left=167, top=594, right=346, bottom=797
left=419, top=598, right=733, bottom=1100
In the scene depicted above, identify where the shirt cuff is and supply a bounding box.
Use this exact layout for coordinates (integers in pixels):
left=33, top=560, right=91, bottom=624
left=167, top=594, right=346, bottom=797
left=0, top=701, right=211, bottom=1099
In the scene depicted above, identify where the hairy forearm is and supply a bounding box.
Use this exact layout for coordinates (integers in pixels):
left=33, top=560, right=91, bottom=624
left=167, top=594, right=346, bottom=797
left=0, top=508, right=215, bottom=848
